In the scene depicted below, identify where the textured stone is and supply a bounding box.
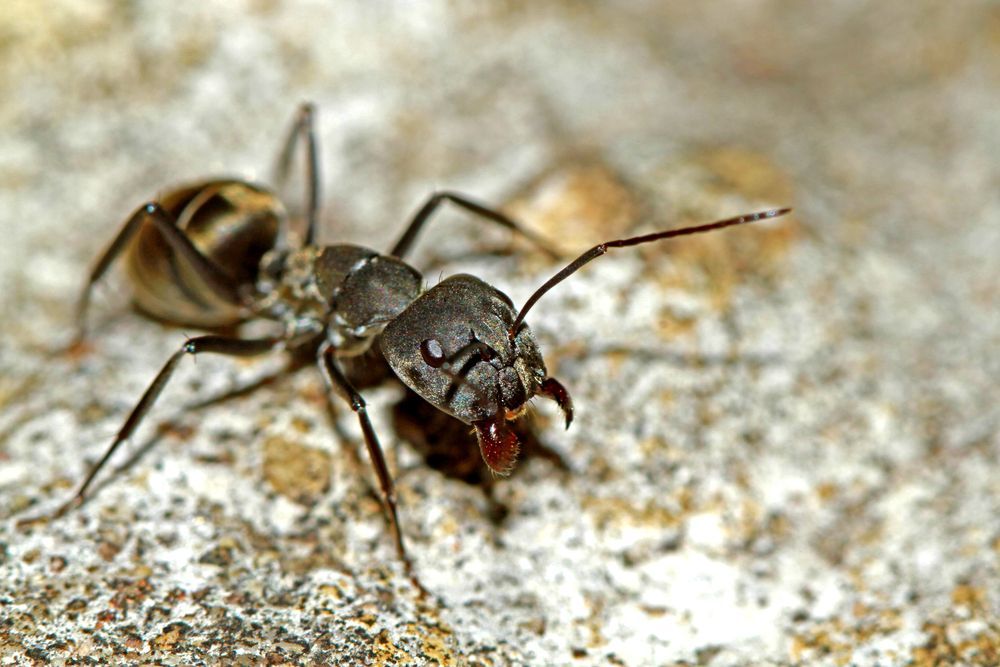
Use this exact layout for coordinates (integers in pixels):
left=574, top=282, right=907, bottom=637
left=1, top=1, right=997, bottom=665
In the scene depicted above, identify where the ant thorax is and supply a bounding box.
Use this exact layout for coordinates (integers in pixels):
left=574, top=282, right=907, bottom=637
left=255, top=244, right=423, bottom=355
left=253, top=246, right=330, bottom=341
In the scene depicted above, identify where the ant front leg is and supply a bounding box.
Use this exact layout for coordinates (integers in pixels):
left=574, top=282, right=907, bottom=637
left=52, top=335, right=282, bottom=519
left=389, top=190, right=560, bottom=260
left=318, top=342, right=424, bottom=593
left=271, top=103, right=320, bottom=247
left=73, top=203, right=243, bottom=345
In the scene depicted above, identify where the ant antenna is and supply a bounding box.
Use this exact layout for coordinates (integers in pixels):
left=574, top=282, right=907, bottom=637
left=508, top=208, right=792, bottom=339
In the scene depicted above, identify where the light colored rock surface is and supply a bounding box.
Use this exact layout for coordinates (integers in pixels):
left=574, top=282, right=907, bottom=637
left=1, top=2, right=997, bottom=665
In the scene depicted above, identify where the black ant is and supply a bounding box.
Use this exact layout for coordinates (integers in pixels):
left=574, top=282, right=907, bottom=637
left=53, top=103, right=790, bottom=588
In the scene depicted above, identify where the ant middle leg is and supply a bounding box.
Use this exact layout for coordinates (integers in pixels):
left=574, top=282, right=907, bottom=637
left=53, top=335, right=282, bottom=519
left=74, top=202, right=243, bottom=344
left=318, top=342, right=424, bottom=593
left=271, top=103, right=320, bottom=246
left=389, top=190, right=560, bottom=260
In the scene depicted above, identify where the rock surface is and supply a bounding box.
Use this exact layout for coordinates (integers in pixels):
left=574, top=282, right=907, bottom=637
left=1, top=2, right=997, bottom=665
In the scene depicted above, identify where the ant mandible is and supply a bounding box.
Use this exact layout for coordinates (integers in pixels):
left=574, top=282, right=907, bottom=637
left=57, top=103, right=790, bottom=587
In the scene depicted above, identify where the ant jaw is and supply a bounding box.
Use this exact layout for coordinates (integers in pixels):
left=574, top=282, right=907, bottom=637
left=539, top=377, right=574, bottom=429
left=473, top=416, right=521, bottom=476
left=472, top=377, right=571, bottom=475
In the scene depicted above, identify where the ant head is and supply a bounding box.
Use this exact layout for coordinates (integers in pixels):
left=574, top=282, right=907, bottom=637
left=381, top=274, right=572, bottom=475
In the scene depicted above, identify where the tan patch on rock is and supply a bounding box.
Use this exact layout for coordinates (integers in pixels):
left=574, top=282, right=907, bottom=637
left=506, top=160, right=642, bottom=255
left=262, top=436, right=331, bottom=506
left=650, top=148, right=800, bottom=308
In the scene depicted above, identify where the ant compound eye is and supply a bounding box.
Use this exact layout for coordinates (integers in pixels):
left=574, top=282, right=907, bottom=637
left=419, top=338, right=446, bottom=368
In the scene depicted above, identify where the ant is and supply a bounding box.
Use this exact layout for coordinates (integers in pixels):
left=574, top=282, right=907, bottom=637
left=53, top=103, right=789, bottom=588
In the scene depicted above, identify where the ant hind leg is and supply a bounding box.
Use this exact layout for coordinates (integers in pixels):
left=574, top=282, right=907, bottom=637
left=52, top=335, right=281, bottom=519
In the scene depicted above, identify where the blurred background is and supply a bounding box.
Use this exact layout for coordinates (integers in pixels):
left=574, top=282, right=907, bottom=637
left=1, top=2, right=997, bottom=665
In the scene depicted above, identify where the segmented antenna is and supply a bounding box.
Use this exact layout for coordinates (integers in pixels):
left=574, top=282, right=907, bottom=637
left=508, top=208, right=792, bottom=339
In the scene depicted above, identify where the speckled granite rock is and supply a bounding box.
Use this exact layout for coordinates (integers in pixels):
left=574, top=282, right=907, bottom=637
left=1, top=2, right=997, bottom=665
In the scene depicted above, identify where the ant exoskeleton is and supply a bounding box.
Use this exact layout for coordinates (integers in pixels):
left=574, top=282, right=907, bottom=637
left=55, top=103, right=789, bottom=588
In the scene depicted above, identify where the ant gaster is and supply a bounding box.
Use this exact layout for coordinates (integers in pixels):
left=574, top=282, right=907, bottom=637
left=60, top=103, right=790, bottom=587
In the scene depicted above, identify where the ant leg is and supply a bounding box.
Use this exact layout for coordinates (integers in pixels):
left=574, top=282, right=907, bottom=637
left=318, top=342, right=425, bottom=593
left=388, top=190, right=560, bottom=260
left=74, top=202, right=242, bottom=344
left=54, top=335, right=281, bottom=518
left=271, top=103, right=320, bottom=246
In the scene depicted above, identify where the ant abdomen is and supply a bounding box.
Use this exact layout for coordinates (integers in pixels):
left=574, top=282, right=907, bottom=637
left=125, top=179, right=284, bottom=328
